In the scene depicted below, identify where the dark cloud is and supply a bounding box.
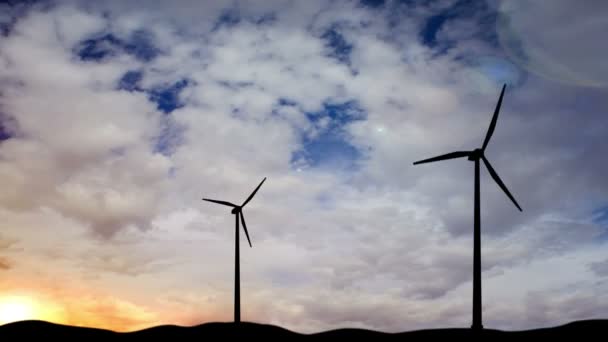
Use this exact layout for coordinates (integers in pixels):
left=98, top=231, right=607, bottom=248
left=0, top=257, right=11, bottom=270
left=589, top=259, right=608, bottom=277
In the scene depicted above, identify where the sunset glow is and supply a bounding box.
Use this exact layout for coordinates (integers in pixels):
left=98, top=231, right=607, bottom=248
left=0, top=296, right=36, bottom=325
left=0, top=290, right=171, bottom=332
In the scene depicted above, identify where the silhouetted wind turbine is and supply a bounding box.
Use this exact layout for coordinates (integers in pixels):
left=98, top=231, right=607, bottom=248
left=203, top=177, right=266, bottom=323
left=413, top=84, right=521, bottom=330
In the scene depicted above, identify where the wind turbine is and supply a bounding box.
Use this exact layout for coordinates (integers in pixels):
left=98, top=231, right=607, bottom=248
left=412, top=84, right=521, bottom=330
left=203, top=177, right=266, bottom=323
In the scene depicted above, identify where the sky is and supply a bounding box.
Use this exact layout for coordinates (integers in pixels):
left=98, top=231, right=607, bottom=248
left=0, top=0, right=607, bottom=333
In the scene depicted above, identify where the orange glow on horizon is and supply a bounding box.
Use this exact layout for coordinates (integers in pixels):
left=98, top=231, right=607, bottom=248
left=0, top=291, right=158, bottom=331
left=0, top=296, right=35, bottom=324
left=0, top=280, right=225, bottom=332
left=0, top=295, right=59, bottom=325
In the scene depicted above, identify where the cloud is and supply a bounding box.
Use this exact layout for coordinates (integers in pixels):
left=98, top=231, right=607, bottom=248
left=521, top=288, right=608, bottom=328
left=0, top=0, right=606, bottom=334
left=496, top=0, right=608, bottom=88
left=0, top=4, right=173, bottom=238
left=589, top=259, right=608, bottom=277
left=0, top=257, right=11, bottom=270
left=60, top=293, right=159, bottom=332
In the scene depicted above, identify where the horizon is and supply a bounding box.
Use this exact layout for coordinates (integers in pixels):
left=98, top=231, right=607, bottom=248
left=0, top=0, right=607, bottom=334
left=2, top=317, right=607, bottom=334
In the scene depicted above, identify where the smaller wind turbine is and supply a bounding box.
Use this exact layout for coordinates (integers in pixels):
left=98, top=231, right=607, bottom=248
left=203, top=177, right=266, bottom=323
left=413, top=84, right=521, bottom=330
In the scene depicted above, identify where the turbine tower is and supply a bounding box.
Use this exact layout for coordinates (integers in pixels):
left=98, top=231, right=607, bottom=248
left=203, top=177, right=266, bottom=323
left=413, top=84, right=521, bottom=330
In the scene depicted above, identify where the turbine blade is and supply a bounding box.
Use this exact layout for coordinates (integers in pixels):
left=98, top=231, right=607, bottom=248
left=413, top=151, right=471, bottom=165
left=240, top=212, right=252, bottom=248
left=482, top=84, right=506, bottom=151
left=482, top=155, right=522, bottom=211
left=202, top=198, right=237, bottom=207
left=241, top=177, right=266, bottom=207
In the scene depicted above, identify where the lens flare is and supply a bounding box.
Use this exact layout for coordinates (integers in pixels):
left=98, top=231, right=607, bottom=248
left=496, top=0, right=608, bottom=88
left=461, top=55, right=525, bottom=94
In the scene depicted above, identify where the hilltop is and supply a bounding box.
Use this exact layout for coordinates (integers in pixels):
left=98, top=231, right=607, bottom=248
left=1, top=319, right=607, bottom=340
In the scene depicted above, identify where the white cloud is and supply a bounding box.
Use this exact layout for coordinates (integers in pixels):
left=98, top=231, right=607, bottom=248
left=0, top=0, right=606, bottom=334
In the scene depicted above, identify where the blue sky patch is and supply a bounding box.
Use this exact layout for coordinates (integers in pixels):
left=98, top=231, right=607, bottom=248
left=118, top=70, right=143, bottom=92
left=305, top=100, right=366, bottom=125
left=292, top=134, right=362, bottom=171
left=0, top=112, right=14, bottom=141
left=592, top=206, right=608, bottom=241
left=255, top=12, right=277, bottom=25
left=0, top=127, right=11, bottom=141
left=114, top=71, right=188, bottom=154
left=148, top=79, right=190, bottom=114
left=421, top=13, right=449, bottom=47
left=1, top=0, right=42, bottom=37
left=278, top=98, right=297, bottom=107
left=592, top=206, right=608, bottom=227
left=122, top=30, right=160, bottom=62
left=321, top=27, right=353, bottom=65
left=76, top=31, right=159, bottom=62
left=291, top=100, right=366, bottom=171
left=77, top=34, right=120, bottom=61
left=213, top=8, right=277, bottom=30
left=360, top=0, right=385, bottom=8
left=419, top=0, right=497, bottom=52
left=116, top=71, right=190, bottom=114
left=212, top=8, right=241, bottom=31
left=0, top=18, right=12, bottom=37
left=153, top=117, right=185, bottom=156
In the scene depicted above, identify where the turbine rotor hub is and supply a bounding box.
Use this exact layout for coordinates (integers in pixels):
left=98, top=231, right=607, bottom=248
left=231, top=207, right=241, bottom=214
left=469, top=149, right=483, bottom=161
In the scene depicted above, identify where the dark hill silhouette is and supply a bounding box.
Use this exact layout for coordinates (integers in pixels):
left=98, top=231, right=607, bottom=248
left=1, top=319, right=607, bottom=340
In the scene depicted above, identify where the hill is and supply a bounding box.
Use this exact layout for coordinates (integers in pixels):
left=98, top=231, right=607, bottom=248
left=1, top=319, right=607, bottom=340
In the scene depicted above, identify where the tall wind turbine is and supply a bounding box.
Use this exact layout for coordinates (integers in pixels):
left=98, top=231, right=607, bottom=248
left=413, top=84, right=521, bottom=330
left=203, top=177, right=266, bottom=323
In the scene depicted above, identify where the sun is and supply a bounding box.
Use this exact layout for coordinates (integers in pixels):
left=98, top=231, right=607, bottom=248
left=0, top=296, right=37, bottom=325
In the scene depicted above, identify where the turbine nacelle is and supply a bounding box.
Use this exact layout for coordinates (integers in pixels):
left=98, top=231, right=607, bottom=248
left=412, top=84, right=521, bottom=212
left=468, top=149, right=483, bottom=161
left=202, top=177, right=267, bottom=249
